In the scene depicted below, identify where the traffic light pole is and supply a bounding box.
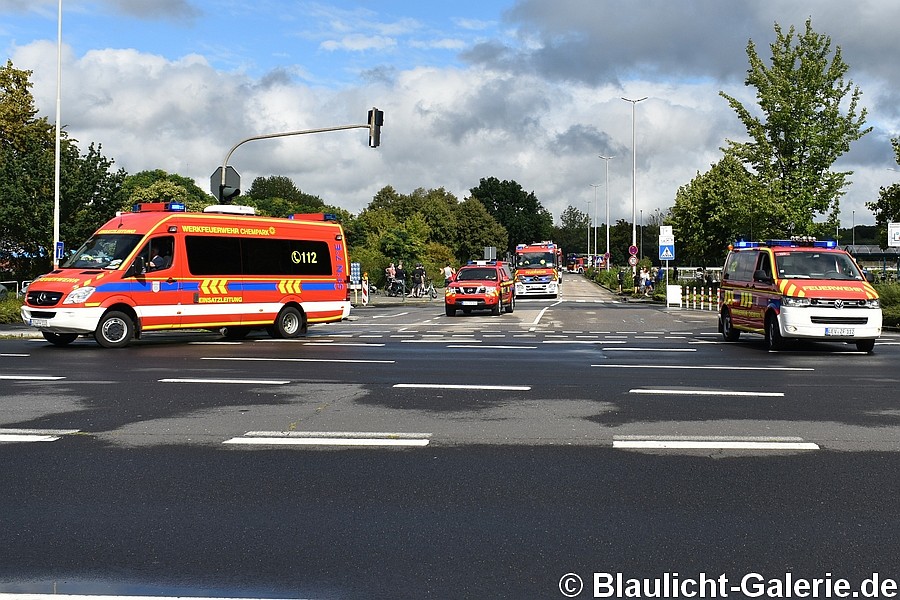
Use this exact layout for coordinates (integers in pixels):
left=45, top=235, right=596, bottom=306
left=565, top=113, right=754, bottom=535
left=219, top=108, right=383, bottom=198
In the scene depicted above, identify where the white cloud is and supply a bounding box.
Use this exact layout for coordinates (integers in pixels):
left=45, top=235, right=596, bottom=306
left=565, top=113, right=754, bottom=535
left=320, top=35, right=398, bottom=52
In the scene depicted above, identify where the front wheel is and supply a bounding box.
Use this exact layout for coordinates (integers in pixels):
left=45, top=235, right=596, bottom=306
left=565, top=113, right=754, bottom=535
left=42, top=331, right=78, bottom=346
left=855, top=339, right=875, bottom=353
left=272, top=306, right=307, bottom=339
left=445, top=305, right=456, bottom=317
left=430, top=287, right=438, bottom=299
left=94, top=310, right=134, bottom=348
left=765, top=313, right=784, bottom=351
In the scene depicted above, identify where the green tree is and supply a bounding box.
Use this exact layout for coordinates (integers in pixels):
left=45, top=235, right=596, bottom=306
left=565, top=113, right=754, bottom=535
left=669, top=155, right=772, bottom=266
left=122, top=169, right=211, bottom=213
left=866, top=137, right=900, bottom=248
left=0, top=60, right=127, bottom=279
left=453, top=197, right=508, bottom=262
left=469, top=177, right=553, bottom=254
left=719, top=19, right=871, bottom=234
left=244, top=175, right=325, bottom=216
left=552, top=205, right=591, bottom=256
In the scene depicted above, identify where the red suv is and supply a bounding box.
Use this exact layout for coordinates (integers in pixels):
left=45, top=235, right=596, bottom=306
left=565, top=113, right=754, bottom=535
left=445, top=261, right=515, bottom=316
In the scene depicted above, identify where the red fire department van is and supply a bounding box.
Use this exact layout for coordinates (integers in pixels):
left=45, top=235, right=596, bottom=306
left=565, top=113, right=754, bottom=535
left=21, top=202, right=351, bottom=347
left=718, top=237, right=881, bottom=352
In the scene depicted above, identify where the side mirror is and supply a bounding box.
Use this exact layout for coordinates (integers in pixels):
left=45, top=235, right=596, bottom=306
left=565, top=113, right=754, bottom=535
left=125, top=256, right=146, bottom=278
left=753, top=269, right=773, bottom=283
left=865, top=272, right=875, bottom=283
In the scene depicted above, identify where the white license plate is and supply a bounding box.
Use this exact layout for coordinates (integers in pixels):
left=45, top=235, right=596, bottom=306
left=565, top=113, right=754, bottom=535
left=30, top=318, right=50, bottom=327
left=460, top=301, right=479, bottom=306
left=825, top=327, right=854, bottom=336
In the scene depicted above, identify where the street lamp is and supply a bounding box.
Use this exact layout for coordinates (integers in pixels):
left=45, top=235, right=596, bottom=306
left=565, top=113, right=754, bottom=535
left=598, top=155, right=614, bottom=270
left=584, top=198, right=591, bottom=256
left=852, top=210, right=855, bottom=247
left=53, top=0, right=63, bottom=268
left=622, top=96, right=647, bottom=273
left=590, top=183, right=602, bottom=259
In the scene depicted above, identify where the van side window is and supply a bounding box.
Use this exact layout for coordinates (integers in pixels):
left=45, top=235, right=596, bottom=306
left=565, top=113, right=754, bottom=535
left=139, top=236, right=175, bottom=272
left=724, top=250, right=758, bottom=281
left=756, top=252, right=772, bottom=277
left=185, top=236, right=333, bottom=276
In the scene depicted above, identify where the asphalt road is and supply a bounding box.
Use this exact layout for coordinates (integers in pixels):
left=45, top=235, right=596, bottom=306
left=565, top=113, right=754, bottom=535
left=2, top=275, right=899, bottom=599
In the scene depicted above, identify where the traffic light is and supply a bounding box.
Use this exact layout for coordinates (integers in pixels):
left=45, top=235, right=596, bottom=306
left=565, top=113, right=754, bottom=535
left=218, top=184, right=240, bottom=203
left=368, top=108, right=384, bottom=148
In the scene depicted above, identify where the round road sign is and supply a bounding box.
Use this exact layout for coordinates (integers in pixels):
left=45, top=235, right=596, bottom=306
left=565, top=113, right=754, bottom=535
left=628, top=245, right=638, bottom=256
left=628, top=255, right=638, bottom=266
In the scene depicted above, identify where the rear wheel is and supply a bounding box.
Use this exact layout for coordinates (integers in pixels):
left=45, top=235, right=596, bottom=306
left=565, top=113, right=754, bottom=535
left=94, top=310, right=134, bottom=348
left=855, top=339, right=875, bottom=353
left=42, top=331, right=78, bottom=346
left=721, top=309, right=740, bottom=341
left=765, top=313, right=784, bottom=351
left=272, top=306, right=306, bottom=339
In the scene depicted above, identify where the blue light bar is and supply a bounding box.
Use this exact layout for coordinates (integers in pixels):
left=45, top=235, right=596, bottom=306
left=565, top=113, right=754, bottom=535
left=733, top=241, right=760, bottom=249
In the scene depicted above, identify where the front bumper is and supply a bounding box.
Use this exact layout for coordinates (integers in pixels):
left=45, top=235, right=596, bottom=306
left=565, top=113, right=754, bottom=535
left=20, top=305, right=104, bottom=334
left=777, top=306, right=882, bottom=341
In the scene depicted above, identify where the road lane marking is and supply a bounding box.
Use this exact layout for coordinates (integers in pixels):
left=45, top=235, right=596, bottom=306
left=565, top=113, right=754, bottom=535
left=394, top=383, right=531, bottom=391
left=224, top=431, right=431, bottom=447
left=613, top=439, right=819, bottom=451
left=603, top=347, right=697, bottom=352
left=0, top=353, right=29, bottom=357
left=202, top=357, right=395, bottom=364
left=0, top=428, right=79, bottom=443
left=159, top=378, right=291, bottom=385
left=630, top=388, right=784, bottom=397
left=301, top=342, right=386, bottom=347
left=594, top=364, right=813, bottom=371
left=0, top=375, right=65, bottom=380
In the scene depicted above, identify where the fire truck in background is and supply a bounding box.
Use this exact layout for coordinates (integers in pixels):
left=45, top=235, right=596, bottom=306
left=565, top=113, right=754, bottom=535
left=514, top=241, right=562, bottom=298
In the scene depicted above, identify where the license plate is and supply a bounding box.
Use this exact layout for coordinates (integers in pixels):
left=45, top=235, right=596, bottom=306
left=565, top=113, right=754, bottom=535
left=30, top=318, right=50, bottom=328
left=460, top=301, right=478, bottom=306
left=825, top=327, right=854, bottom=336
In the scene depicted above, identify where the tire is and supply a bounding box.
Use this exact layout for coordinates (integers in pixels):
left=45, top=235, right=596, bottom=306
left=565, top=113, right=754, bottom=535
left=721, top=309, right=740, bottom=342
left=856, top=339, right=875, bottom=353
left=221, top=326, right=251, bottom=340
left=272, top=306, right=306, bottom=339
left=505, top=294, right=515, bottom=314
left=42, top=331, right=78, bottom=346
left=94, top=310, right=134, bottom=348
left=491, top=303, right=501, bottom=316
left=445, top=305, right=456, bottom=317
left=765, top=313, right=784, bottom=351
left=430, top=287, right=438, bottom=299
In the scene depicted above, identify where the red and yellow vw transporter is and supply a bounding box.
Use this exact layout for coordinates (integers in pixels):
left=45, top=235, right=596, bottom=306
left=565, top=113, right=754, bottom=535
left=514, top=241, right=562, bottom=298
left=718, top=237, right=881, bottom=352
left=21, top=202, right=350, bottom=347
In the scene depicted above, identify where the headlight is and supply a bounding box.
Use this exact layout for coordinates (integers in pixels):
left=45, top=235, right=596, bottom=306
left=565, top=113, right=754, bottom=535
left=484, top=287, right=499, bottom=297
left=63, top=286, right=96, bottom=304
left=445, top=288, right=456, bottom=298
left=782, top=296, right=810, bottom=307
left=867, top=298, right=880, bottom=309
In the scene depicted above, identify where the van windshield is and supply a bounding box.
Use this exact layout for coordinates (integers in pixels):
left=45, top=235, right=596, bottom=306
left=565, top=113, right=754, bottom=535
left=775, top=251, right=864, bottom=280
left=61, top=234, right=143, bottom=270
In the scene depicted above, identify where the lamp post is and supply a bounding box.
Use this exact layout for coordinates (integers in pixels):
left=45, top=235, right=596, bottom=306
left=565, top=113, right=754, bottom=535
left=590, top=183, right=602, bottom=259
left=53, top=0, right=63, bottom=268
left=640, top=209, right=643, bottom=258
left=622, top=96, right=647, bottom=274
left=852, top=210, right=856, bottom=247
left=598, top=155, right=614, bottom=270
left=585, top=198, right=591, bottom=256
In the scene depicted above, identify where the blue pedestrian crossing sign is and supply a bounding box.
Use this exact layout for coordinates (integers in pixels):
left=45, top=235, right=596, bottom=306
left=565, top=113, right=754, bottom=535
left=659, top=244, right=675, bottom=261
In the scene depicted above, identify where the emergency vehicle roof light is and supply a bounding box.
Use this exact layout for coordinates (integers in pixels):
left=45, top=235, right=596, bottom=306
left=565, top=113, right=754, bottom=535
left=733, top=241, right=760, bottom=249
left=203, top=204, right=256, bottom=216
left=290, top=213, right=339, bottom=222
left=132, top=202, right=187, bottom=213
left=467, top=260, right=498, bottom=265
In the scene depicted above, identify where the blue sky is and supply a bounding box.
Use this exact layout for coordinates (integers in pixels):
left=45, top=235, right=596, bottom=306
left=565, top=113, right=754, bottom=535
left=3, top=0, right=900, bottom=231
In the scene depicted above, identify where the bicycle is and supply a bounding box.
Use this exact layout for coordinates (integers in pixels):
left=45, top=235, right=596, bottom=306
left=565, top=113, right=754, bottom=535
left=420, top=278, right=438, bottom=300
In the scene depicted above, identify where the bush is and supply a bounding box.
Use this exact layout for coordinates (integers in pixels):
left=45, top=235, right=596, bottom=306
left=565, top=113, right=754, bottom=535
left=875, top=282, right=900, bottom=327
left=0, top=296, right=23, bottom=325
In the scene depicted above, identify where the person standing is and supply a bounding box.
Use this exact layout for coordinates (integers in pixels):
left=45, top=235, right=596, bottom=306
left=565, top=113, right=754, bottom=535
left=395, top=261, right=407, bottom=296
left=442, top=263, right=455, bottom=286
